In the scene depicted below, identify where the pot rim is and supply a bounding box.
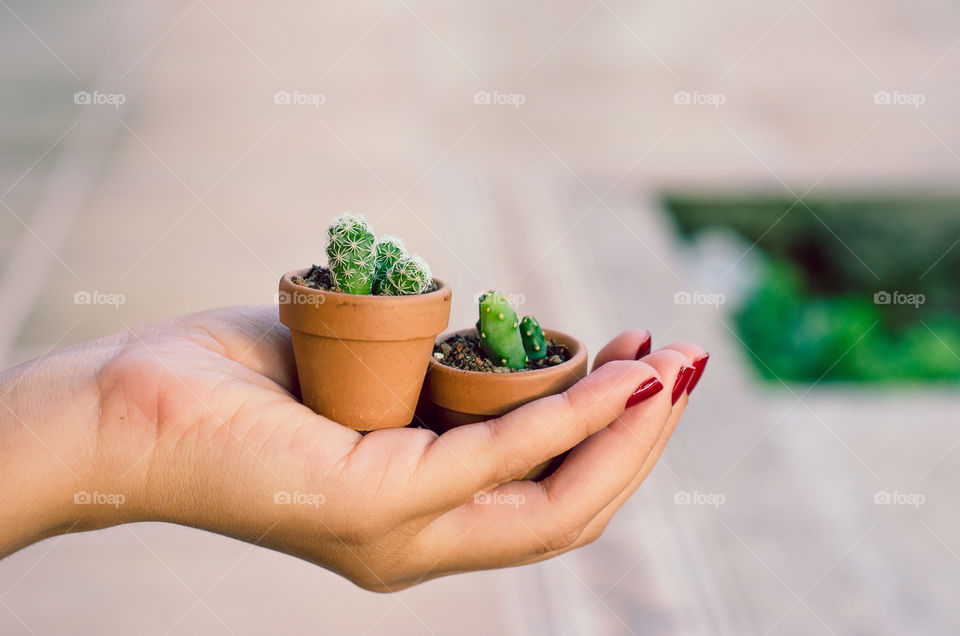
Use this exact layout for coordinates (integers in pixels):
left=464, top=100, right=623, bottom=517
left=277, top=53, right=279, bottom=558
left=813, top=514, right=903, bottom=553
left=281, top=268, right=450, bottom=301
left=279, top=268, right=452, bottom=340
left=428, top=327, right=587, bottom=379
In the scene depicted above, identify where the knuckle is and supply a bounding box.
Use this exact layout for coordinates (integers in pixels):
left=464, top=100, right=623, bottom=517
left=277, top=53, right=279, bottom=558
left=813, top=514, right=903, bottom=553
left=663, top=341, right=707, bottom=360
left=623, top=328, right=651, bottom=342
left=344, top=536, right=424, bottom=592
left=655, top=349, right=691, bottom=368
left=485, top=421, right=540, bottom=482
left=556, top=390, right=588, bottom=440
left=351, top=572, right=404, bottom=593
left=348, top=560, right=416, bottom=593
left=541, top=522, right=585, bottom=554
left=599, top=359, right=639, bottom=379
left=597, top=359, right=658, bottom=392
left=577, top=521, right=608, bottom=548
left=498, top=455, right=535, bottom=483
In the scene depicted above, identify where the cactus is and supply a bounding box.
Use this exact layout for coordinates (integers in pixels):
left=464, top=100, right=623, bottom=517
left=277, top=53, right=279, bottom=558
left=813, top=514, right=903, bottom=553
left=324, top=214, right=433, bottom=296
left=326, top=213, right=376, bottom=294
left=372, top=236, right=407, bottom=295
left=478, top=290, right=527, bottom=369
left=383, top=255, right=433, bottom=296
left=520, top=315, right=547, bottom=361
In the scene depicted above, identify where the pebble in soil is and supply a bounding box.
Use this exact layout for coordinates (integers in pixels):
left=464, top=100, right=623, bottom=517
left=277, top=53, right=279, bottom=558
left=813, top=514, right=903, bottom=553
left=292, top=265, right=438, bottom=294
left=433, top=333, right=569, bottom=373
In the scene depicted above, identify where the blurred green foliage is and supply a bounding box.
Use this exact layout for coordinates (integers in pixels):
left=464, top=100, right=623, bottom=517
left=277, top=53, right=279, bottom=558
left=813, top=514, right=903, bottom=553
left=663, top=195, right=960, bottom=382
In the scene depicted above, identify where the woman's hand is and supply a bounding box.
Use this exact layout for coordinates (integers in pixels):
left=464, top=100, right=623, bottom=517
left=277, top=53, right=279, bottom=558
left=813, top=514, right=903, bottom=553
left=0, top=306, right=707, bottom=591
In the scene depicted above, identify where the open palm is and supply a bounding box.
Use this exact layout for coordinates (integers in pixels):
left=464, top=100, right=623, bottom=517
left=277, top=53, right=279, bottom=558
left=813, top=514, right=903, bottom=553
left=94, top=306, right=703, bottom=591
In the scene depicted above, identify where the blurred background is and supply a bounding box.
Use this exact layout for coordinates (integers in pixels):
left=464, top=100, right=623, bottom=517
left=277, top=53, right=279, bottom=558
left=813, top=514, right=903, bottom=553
left=2, top=0, right=959, bottom=634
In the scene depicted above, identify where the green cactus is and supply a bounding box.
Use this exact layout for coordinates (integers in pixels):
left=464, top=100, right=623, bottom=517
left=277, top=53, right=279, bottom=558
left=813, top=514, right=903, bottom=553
left=478, top=290, right=527, bottom=369
left=520, top=315, right=547, bottom=361
left=372, top=236, right=407, bottom=295
left=383, top=255, right=432, bottom=295
left=324, top=215, right=434, bottom=296
left=326, top=213, right=376, bottom=294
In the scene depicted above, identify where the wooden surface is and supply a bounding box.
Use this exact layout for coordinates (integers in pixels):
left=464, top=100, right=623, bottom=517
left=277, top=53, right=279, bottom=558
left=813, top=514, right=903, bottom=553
left=2, top=0, right=959, bottom=634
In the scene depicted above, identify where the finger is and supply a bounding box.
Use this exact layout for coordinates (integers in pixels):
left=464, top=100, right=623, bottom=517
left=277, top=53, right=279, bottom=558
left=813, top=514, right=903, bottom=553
left=528, top=341, right=709, bottom=561
left=187, top=306, right=299, bottom=393
left=424, top=342, right=709, bottom=572
left=591, top=329, right=651, bottom=371
left=508, top=381, right=688, bottom=569
left=589, top=341, right=709, bottom=513
left=535, top=349, right=690, bottom=526
left=417, top=359, right=660, bottom=508
left=417, top=350, right=693, bottom=570
left=670, top=341, right=709, bottom=395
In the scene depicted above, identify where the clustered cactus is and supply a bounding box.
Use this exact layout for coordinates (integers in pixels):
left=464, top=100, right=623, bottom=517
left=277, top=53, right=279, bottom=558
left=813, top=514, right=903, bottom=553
left=372, top=236, right=406, bottom=293
left=477, top=290, right=546, bottom=369
left=326, top=213, right=433, bottom=295
left=383, top=255, right=433, bottom=295
left=326, top=214, right=377, bottom=294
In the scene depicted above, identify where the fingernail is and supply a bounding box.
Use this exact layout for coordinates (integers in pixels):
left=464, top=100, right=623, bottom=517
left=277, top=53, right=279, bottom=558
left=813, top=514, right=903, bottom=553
left=634, top=336, right=652, bottom=360
left=686, top=354, right=709, bottom=395
left=672, top=366, right=696, bottom=404
left=625, top=377, right=664, bottom=409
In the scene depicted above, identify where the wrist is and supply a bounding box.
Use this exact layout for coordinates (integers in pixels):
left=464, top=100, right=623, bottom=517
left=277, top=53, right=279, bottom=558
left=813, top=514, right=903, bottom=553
left=0, top=337, right=133, bottom=555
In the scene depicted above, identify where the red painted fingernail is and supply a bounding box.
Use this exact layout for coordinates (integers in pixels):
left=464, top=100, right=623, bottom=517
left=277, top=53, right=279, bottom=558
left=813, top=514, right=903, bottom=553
left=672, top=366, right=696, bottom=404
left=625, top=377, right=664, bottom=409
left=686, top=354, right=709, bottom=395
left=634, top=336, right=652, bottom=360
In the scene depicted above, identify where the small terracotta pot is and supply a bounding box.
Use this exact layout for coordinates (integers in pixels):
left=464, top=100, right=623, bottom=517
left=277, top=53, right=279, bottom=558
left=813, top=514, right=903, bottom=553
left=423, top=328, right=588, bottom=480
left=278, top=269, right=451, bottom=431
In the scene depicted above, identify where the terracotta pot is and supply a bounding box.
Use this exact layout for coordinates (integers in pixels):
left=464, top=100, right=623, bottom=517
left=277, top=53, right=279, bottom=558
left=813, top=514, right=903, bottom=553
left=278, top=269, right=451, bottom=431
left=423, top=328, right=588, bottom=480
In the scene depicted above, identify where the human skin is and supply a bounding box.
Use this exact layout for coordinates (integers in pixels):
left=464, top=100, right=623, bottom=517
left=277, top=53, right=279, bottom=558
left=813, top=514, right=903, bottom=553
left=0, top=306, right=706, bottom=592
